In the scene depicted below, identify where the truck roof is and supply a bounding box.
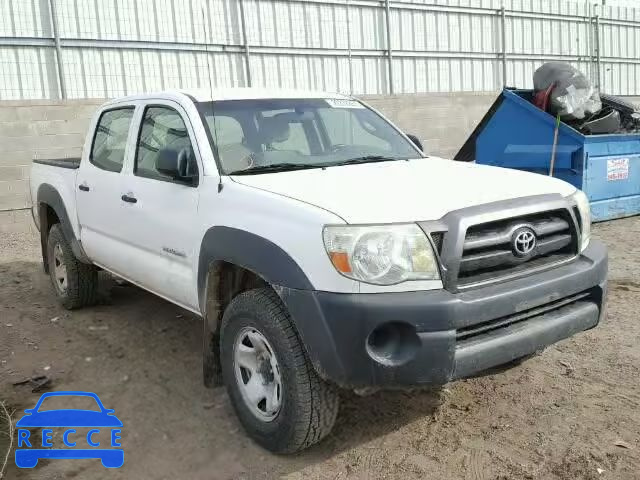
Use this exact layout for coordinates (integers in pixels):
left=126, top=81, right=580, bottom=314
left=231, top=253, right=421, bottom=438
left=104, top=88, right=353, bottom=105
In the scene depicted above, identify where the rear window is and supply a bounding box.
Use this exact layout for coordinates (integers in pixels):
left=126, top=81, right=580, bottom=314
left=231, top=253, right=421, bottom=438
left=90, top=107, right=135, bottom=173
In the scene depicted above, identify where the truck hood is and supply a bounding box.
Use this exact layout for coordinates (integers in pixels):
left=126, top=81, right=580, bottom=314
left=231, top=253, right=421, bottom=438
left=231, top=157, right=576, bottom=224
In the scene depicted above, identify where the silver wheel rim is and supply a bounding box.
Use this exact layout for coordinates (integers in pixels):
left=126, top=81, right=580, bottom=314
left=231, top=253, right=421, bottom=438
left=53, top=243, right=68, bottom=293
left=233, top=327, right=282, bottom=422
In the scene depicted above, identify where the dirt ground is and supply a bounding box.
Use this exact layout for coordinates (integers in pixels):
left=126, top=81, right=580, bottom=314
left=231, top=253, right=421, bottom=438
left=1, top=218, right=639, bottom=480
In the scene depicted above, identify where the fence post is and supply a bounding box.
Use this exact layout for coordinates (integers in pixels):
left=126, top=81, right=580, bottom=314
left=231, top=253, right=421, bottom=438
left=238, top=0, right=252, bottom=87
left=346, top=0, right=353, bottom=95
left=384, top=0, right=394, bottom=94
left=587, top=2, right=594, bottom=86
left=48, top=0, right=67, bottom=99
left=594, top=14, right=602, bottom=91
left=500, top=6, right=507, bottom=88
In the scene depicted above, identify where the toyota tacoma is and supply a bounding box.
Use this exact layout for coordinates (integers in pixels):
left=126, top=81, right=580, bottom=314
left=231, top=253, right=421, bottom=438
left=29, top=89, right=608, bottom=453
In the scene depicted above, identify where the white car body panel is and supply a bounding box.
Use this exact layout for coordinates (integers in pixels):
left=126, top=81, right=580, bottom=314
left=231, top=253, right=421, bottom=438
left=231, top=157, right=577, bottom=224
left=29, top=163, right=80, bottom=236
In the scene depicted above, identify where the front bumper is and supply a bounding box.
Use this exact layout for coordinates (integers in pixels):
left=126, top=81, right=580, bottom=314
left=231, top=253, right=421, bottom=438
left=283, top=239, right=608, bottom=389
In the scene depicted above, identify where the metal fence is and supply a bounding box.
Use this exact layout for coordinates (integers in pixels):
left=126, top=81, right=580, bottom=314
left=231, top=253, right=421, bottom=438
left=1, top=0, right=639, bottom=100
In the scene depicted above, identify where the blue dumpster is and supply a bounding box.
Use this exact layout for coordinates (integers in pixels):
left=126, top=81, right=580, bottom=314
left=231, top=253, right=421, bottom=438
left=455, top=89, right=640, bottom=222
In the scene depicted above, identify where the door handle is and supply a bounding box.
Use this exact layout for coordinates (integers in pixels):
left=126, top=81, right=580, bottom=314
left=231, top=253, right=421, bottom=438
left=78, top=184, right=90, bottom=192
left=121, top=194, right=137, bottom=204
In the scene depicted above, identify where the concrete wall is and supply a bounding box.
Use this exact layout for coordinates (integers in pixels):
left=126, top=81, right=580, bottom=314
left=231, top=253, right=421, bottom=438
left=363, top=92, right=498, bottom=159
left=0, top=99, right=104, bottom=211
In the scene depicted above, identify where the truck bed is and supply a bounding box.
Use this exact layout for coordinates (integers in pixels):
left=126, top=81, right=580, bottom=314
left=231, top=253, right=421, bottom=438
left=30, top=158, right=81, bottom=237
left=33, top=158, right=81, bottom=170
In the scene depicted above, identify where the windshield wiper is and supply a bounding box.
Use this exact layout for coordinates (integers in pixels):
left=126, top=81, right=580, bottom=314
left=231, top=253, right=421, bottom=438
left=228, top=156, right=406, bottom=175
left=323, top=155, right=405, bottom=167
left=228, top=163, right=325, bottom=175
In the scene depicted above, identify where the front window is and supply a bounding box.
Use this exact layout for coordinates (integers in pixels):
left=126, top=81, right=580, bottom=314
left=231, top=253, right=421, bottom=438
left=135, top=106, right=198, bottom=184
left=197, top=98, right=421, bottom=174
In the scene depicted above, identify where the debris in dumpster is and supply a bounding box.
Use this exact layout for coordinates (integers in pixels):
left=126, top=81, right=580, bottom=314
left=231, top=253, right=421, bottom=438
left=600, top=93, right=640, bottom=134
left=579, top=107, right=622, bottom=135
left=532, top=83, right=555, bottom=111
left=532, top=62, right=640, bottom=135
left=533, top=62, right=601, bottom=121
left=570, top=95, right=640, bottom=135
left=601, top=93, right=639, bottom=117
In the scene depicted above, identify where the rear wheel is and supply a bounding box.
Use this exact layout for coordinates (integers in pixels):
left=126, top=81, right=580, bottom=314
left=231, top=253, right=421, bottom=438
left=220, top=288, right=339, bottom=453
left=46, top=224, right=98, bottom=309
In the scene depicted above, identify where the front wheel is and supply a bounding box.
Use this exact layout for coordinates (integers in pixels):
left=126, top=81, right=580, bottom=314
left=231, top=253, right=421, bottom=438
left=220, top=288, right=339, bottom=453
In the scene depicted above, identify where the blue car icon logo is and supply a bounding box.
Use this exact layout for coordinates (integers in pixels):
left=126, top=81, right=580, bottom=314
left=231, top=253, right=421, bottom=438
left=15, top=391, right=123, bottom=469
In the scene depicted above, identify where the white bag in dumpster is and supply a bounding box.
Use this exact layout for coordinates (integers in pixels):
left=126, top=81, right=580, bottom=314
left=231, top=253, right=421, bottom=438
left=533, top=62, right=602, bottom=120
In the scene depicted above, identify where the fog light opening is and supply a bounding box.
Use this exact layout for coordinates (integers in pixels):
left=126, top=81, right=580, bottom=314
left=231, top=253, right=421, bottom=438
left=366, top=322, right=421, bottom=367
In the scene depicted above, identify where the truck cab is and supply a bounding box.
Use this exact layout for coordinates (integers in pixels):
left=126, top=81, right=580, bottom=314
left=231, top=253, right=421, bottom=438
left=30, top=89, right=608, bottom=453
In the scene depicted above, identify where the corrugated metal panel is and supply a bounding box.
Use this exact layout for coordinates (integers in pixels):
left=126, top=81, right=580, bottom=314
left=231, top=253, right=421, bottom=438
left=1, top=0, right=639, bottom=100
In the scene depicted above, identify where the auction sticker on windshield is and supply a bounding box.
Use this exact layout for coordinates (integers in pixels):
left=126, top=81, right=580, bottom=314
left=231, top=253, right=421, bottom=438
left=325, top=98, right=365, bottom=109
left=15, top=391, right=123, bottom=469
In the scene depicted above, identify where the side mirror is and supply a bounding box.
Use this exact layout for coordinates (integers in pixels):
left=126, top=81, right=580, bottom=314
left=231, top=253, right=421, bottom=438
left=156, top=148, right=196, bottom=184
left=405, top=134, right=423, bottom=152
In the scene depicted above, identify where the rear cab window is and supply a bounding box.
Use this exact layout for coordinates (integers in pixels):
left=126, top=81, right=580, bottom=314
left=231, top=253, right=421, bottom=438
left=90, top=107, right=135, bottom=173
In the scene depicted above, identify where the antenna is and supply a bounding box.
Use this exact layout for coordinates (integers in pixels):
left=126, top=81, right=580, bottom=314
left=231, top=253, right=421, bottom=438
left=202, top=4, right=224, bottom=193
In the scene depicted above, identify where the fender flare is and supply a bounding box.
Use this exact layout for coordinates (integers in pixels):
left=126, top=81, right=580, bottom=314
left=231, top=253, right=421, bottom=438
left=197, top=227, right=348, bottom=387
left=37, top=183, right=91, bottom=267
left=197, top=226, right=313, bottom=315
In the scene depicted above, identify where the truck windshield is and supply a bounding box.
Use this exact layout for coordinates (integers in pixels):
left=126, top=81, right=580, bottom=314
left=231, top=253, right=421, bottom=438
left=196, top=98, right=421, bottom=175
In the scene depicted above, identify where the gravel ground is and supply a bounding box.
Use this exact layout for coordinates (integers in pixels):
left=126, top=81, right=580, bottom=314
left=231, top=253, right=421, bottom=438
left=1, top=218, right=639, bottom=480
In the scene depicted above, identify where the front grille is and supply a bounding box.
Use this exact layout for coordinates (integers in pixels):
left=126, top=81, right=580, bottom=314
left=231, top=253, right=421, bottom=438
left=457, top=210, right=578, bottom=287
left=456, top=291, right=592, bottom=342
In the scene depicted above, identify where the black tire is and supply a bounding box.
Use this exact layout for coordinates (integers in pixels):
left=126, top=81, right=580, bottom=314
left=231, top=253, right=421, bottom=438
left=220, top=288, right=339, bottom=453
left=46, top=224, right=98, bottom=310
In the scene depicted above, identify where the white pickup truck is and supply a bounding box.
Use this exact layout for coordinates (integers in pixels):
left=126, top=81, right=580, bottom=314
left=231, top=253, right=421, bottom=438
left=30, top=89, right=608, bottom=453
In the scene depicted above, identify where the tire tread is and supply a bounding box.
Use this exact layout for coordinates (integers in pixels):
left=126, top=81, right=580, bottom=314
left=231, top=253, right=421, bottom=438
left=47, top=224, right=98, bottom=310
left=221, top=287, right=339, bottom=453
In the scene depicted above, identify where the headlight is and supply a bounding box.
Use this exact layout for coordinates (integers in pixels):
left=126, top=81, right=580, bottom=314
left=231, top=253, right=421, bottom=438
left=322, top=224, right=440, bottom=285
left=571, top=189, right=591, bottom=252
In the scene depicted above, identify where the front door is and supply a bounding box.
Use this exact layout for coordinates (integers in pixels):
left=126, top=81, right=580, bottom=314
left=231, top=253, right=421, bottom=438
left=117, top=102, right=202, bottom=311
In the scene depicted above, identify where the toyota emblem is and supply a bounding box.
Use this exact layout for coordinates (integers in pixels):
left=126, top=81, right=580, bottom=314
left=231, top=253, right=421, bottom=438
left=512, top=227, right=537, bottom=257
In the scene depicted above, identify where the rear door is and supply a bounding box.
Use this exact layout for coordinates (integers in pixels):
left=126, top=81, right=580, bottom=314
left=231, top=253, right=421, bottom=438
left=76, top=105, right=137, bottom=272
left=117, top=101, right=201, bottom=311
